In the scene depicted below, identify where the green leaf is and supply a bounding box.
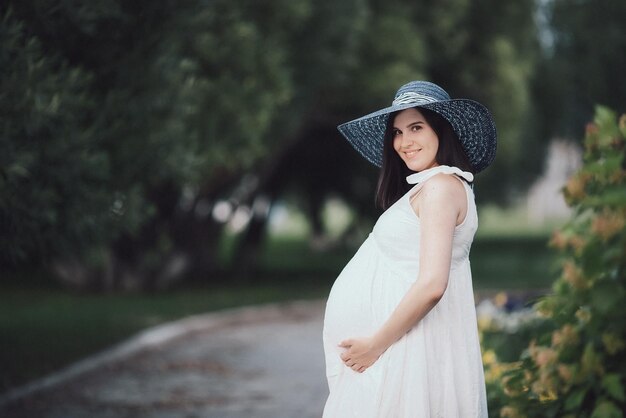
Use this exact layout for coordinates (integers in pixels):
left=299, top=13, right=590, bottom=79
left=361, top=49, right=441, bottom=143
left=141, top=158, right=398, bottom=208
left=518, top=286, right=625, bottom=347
left=565, top=387, right=588, bottom=411
left=590, top=400, right=623, bottom=418
left=618, top=114, right=626, bottom=138
left=591, top=282, right=623, bottom=314
left=603, top=374, right=626, bottom=402
left=585, top=155, right=624, bottom=176
left=594, top=106, right=620, bottom=144
left=584, top=187, right=626, bottom=207
left=581, top=243, right=608, bottom=278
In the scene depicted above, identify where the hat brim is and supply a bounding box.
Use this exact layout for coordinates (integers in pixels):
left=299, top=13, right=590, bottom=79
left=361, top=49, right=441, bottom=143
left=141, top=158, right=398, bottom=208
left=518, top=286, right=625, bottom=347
left=337, top=99, right=496, bottom=172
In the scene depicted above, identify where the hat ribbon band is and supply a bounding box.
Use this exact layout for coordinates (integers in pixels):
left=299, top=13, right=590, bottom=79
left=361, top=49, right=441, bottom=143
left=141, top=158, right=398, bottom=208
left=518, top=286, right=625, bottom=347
left=392, top=92, right=438, bottom=106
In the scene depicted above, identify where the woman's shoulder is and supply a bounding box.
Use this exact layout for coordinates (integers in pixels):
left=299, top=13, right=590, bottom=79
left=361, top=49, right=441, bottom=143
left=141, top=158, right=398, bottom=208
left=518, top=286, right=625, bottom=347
left=420, top=172, right=467, bottom=198
left=410, top=172, right=468, bottom=214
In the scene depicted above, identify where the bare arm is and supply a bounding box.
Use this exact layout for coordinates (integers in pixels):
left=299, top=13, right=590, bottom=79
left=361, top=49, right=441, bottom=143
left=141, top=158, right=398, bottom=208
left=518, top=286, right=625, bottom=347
left=340, top=175, right=465, bottom=373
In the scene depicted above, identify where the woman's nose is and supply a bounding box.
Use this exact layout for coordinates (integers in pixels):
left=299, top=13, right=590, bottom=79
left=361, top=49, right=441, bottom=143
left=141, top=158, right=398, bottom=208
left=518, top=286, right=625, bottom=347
left=400, top=135, right=414, bottom=148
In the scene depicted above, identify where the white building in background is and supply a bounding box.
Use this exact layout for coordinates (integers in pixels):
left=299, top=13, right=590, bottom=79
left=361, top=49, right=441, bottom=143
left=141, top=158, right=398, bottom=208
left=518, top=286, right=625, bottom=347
left=526, top=139, right=582, bottom=225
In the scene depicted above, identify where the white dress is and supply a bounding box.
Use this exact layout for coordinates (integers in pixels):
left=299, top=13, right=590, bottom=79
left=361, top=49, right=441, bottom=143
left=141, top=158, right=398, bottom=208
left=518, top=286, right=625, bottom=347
left=322, top=165, right=488, bottom=418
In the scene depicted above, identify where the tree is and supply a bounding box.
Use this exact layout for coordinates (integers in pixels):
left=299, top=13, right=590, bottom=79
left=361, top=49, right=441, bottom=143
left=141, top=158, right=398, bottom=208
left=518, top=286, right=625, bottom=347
left=489, top=107, right=626, bottom=417
left=0, top=0, right=368, bottom=289
left=0, top=10, right=112, bottom=265
left=532, top=0, right=626, bottom=147
left=1, top=0, right=542, bottom=288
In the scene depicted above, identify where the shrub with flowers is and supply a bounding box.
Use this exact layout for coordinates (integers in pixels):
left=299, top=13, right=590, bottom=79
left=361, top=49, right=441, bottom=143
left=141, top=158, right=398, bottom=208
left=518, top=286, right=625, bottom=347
left=486, top=107, right=626, bottom=418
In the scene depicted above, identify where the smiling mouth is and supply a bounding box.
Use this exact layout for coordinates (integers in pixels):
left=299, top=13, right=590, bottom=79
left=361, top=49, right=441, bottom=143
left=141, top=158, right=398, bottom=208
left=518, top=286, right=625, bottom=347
left=404, top=149, right=421, bottom=158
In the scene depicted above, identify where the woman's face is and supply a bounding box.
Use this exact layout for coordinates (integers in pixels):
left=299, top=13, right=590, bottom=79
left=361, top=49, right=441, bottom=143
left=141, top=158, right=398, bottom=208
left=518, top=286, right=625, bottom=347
left=392, top=108, right=440, bottom=172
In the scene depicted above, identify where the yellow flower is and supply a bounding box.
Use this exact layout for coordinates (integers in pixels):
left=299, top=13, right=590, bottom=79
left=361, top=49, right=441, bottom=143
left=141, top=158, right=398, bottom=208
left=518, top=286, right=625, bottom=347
left=534, top=347, right=558, bottom=367
left=500, top=406, right=523, bottom=418
left=494, top=292, right=508, bottom=308
left=485, top=362, right=516, bottom=386
left=591, top=209, right=625, bottom=242
left=552, top=324, right=579, bottom=348
left=562, top=261, right=587, bottom=290
left=602, top=333, right=625, bottom=355
left=568, top=234, right=586, bottom=254
left=564, top=174, right=588, bottom=202
left=550, top=231, right=586, bottom=254
left=549, top=230, right=568, bottom=250
left=483, top=349, right=497, bottom=366
left=575, top=306, right=592, bottom=324
left=538, top=390, right=558, bottom=402
left=477, top=316, right=493, bottom=332
left=531, top=375, right=558, bottom=401
left=557, top=364, right=573, bottom=382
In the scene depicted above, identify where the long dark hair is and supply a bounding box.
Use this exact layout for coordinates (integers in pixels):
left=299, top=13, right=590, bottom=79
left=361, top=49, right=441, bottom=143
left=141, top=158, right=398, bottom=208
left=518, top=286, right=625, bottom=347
left=375, top=107, right=474, bottom=210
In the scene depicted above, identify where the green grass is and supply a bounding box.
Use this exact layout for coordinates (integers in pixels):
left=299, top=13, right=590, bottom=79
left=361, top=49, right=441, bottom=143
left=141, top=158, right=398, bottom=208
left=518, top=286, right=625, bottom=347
left=256, top=234, right=557, bottom=290
left=471, top=235, right=558, bottom=289
left=0, top=233, right=557, bottom=393
left=0, top=278, right=328, bottom=393
left=476, top=204, right=564, bottom=238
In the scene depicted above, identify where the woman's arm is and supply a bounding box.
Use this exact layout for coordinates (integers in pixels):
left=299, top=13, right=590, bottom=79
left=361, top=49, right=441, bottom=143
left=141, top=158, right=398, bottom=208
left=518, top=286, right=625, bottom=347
left=339, top=174, right=465, bottom=373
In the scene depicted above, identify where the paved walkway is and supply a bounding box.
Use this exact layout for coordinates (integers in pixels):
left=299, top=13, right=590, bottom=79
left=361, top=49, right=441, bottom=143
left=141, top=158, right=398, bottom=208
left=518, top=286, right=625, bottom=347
left=0, top=300, right=328, bottom=418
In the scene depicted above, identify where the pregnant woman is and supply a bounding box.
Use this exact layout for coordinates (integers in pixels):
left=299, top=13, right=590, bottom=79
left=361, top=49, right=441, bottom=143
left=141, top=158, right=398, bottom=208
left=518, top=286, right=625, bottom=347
left=323, top=81, right=496, bottom=417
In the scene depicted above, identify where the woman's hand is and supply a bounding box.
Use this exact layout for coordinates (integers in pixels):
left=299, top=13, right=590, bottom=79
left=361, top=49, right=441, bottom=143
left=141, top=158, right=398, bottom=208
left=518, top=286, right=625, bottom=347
left=338, top=336, right=386, bottom=373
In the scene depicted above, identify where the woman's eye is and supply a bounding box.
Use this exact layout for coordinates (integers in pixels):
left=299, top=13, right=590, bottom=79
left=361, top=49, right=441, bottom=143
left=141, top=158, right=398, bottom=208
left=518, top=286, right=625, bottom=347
left=392, top=129, right=401, bottom=137
left=411, top=125, right=421, bottom=132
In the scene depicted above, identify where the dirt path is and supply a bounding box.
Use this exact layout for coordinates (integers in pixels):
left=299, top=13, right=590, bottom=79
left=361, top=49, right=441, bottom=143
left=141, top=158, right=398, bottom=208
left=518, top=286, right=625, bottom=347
left=0, top=300, right=328, bottom=418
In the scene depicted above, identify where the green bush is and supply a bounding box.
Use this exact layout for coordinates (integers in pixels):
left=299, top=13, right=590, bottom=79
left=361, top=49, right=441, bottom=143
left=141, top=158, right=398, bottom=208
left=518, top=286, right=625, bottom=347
left=487, top=106, right=626, bottom=417
left=0, top=10, right=113, bottom=263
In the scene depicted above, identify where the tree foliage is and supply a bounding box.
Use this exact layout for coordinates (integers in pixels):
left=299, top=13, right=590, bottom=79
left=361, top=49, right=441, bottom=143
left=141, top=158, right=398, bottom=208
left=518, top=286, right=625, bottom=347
left=0, top=10, right=111, bottom=263
left=0, top=0, right=368, bottom=287
left=487, top=107, right=626, bottom=417
left=0, top=0, right=540, bottom=288
left=533, top=0, right=626, bottom=141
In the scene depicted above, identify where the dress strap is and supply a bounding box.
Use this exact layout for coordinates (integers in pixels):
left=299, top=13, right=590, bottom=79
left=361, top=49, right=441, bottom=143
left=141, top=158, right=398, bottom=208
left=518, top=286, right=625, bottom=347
left=406, top=165, right=474, bottom=185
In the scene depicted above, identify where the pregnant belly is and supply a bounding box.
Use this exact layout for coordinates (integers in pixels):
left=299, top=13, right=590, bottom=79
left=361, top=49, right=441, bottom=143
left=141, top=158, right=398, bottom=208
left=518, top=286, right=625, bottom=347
left=323, top=241, right=383, bottom=347
left=325, top=275, right=373, bottom=341
left=323, top=238, right=414, bottom=346
left=323, top=283, right=376, bottom=373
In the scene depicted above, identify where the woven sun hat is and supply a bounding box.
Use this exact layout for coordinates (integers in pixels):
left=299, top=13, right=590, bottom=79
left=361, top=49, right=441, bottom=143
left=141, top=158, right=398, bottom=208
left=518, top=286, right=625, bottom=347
left=337, top=80, right=497, bottom=173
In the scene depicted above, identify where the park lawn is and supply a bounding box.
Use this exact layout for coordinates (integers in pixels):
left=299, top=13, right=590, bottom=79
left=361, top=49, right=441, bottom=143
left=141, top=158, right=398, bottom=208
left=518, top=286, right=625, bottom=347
left=0, top=278, right=328, bottom=393
left=470, top=235, right=559, bottom=289
left=0, top=234, right=557, bottom=393
left=258, top=234, right=558, bottom=290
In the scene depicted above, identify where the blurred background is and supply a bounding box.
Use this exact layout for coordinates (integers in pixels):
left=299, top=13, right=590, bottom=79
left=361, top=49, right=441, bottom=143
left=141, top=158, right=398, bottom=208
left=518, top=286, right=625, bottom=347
left=1, top=0, right=625, bottom=394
